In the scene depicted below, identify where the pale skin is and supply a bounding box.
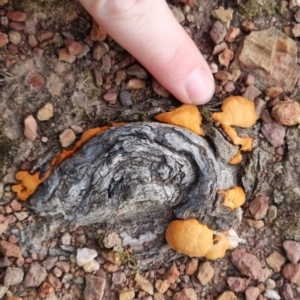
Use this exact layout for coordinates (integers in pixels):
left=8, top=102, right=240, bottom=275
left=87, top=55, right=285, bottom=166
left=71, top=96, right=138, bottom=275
left=79, top=0, right=215, bottom=105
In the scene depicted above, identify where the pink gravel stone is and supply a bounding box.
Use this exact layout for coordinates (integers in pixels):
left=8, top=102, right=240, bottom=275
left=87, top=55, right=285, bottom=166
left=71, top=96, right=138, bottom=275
left=283, top=241, right=300, bottom=264
left=24, top=115, right=38, bottom=142
left=0, top=32, right=9, bottom=47
left=6, top=11, right=27, bottom=22
left=0, top=240, right=22, bottom=257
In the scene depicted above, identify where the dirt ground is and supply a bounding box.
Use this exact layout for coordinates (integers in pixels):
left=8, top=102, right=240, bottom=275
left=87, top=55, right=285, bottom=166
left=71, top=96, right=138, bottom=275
left=1, top=0, right=300, bottom=299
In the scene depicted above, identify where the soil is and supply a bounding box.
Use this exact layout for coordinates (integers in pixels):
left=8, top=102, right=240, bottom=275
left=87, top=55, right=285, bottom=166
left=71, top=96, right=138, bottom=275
left=1, top=0, right=300, bottom=299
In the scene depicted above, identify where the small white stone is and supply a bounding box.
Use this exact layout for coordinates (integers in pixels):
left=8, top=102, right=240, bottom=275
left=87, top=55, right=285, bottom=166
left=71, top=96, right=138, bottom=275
left=83, top=259, right=100, bottom=273
left=14, top=211, right=28, bottom=221
left=76, top=248, right=97, bottom=267
left=59, top=128, right=76, bottom=148
left=61, top=232, right=71, bottom=245
left=264, top=289, right=281, bottom=300
left=266, top=278, right=276, bottom=289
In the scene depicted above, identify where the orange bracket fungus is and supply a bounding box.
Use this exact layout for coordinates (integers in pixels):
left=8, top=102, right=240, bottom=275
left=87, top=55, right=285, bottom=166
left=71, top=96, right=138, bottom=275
left=212, top=96, right=259, bottom=162
left=165, top=219, right=245, bottom=259
left=218, top=186, right=246, bottom=210
left=155, top=104, right=205, bottom=136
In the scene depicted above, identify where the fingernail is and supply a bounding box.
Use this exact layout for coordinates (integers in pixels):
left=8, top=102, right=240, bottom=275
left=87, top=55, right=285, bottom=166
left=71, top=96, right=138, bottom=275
left=185, top=68, right=215, bottom=105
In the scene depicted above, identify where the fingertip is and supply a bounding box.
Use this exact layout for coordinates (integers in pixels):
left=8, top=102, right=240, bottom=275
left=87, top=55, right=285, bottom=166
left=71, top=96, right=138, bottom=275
left=185, top=67, right=215, bottom=105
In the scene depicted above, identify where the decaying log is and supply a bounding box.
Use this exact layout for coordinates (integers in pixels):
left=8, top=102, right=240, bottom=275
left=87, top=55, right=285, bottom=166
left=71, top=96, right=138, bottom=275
left=17, top=122, right=241, bottom=269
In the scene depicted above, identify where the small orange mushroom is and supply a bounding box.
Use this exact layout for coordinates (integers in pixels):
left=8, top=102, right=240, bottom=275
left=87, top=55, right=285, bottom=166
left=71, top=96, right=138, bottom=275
left=12, top=123, right=126, bottom=201
left=212, top=96, right=259, bottom=161
left=218, top=186, right=246, bottom=210
left=165, top=219, right=244, bottom=259
left=155, top=104, right=205, bottom=136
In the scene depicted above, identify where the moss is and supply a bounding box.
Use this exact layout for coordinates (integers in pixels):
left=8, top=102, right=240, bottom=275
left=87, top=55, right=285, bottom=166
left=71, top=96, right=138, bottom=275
left=240, top=0, right=286, bottom=19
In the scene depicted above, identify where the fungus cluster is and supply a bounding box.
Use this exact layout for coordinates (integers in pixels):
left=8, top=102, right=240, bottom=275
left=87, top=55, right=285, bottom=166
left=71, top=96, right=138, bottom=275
left=165, top=219, right=243, bottom=259
left=212, top=96, right=259, bottom=164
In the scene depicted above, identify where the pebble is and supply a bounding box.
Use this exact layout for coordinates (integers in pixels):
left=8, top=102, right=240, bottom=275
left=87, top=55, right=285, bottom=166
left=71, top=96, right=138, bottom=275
left=266, top=251, right=286, bottom=272
left=0, top=240, right=22, bottom=257
left=119, top=289, right=135, bottom=300
left=38, top=282, right=55, bottom=298
left=217, top=291, right=237, bottom=300
left=281, top=283, right=294, bottom=300
left=271, top=99, right=300, bottom=126
left=102, top=54, right=111, bottom=74
left=0, top=32, right=8, bottom=47
left=249, top=196, right=269, bottom=220
left=42, top=256, right=58, bottom=271
left=219, top=49, right=234, bottom=67
left=261, top=121, right=286, bottom=147
left=6, top=11, right=27, bottom=22
left=295, top=9, right=300, bottom=22
left=47, top=273, right=62, bottom=290
left=245, top=286, right=260, bottom=300
left=112, top=271, right=126, bottom=285
left=173, top=287, right=197, bottom=300
left=76, top=248, right=98, bottom=267
left=212, top=41, right=228, bottom=56
left=64, top=38, right=83, bottom=56
left=14, top=211, right=28, bottom=221
left=264, top=289, right=281, bottom=300
left=8, top=30, right=21, bottom=45
left=9, top=21, right=24, bottom=31
left=242, top=85, right=261, bottom=100
left=93, top=41, right=109, bottom=61
left=292, top=24, right=300, bottom=37
left=210, top=21, right=227, bottom=44
left=231, top=249, right=262, bottom=279
left=27, top=72, right=45, bottom=90
left=37, top=30, right=54, bottom=42
left=265, top=87, right=283, bottom=98
left=267, top=205, right=278, bottom=221
left=254, top=98, right=266, bottom=116
left=185, top=258, right=198, bottom=275
left=283, top=241, right=300, bottom=264
left=58, top=48, right=76, bottom=63
left=23, top=262, right=47, bottom=287
left=60, top=233, right=71, bottom=246
left=197, top=261, right=214, bottom=285
left=37, top=103, right=53, bottom=121
left=103, top=90, right=117, bottom=104
left=155, top=279, right=169, bottom=294
left=126, top=64, right=147, bottom=80
left=4, top=267, right=24, bottom=286
left=164, top=264, right=180, bottom=284
left=126, top=78, right=145, bottom=89
left=83, top=259, right=100, bottom=273
left=90, top=19, right=107, bottom=42
left=225, top=27, right=241, bottom=43
left=227, top=277, right=249, bottom=292
left=211, top=9, right=233, bottom=29
left=0, top=222, right=8, bottom=235
left=241, top=20, right=257, bottom=32
left=224, top=81, right=235, bottom=92
left=115, top=69, right=127, bottom=85
left=59, top=128, right=76, bottom=148
left=152, top=78, right=170, bottom=98
left=103, top=262, right=118, bottom=272
left=282, top=263, right=300, bottom=283
left=10, top=199, right=21, bottom=211
left=135, top=273, right=154, bottom=295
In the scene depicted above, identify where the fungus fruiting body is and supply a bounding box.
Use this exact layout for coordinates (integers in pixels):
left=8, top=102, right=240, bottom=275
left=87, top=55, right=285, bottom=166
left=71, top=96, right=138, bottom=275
left=212, top=96, right=259, bottom=163
left=165, top=219, right=242, bottom=259
left=155, top=104, right=205, bottom=136
left=218, top=186, right=246, bottom=210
